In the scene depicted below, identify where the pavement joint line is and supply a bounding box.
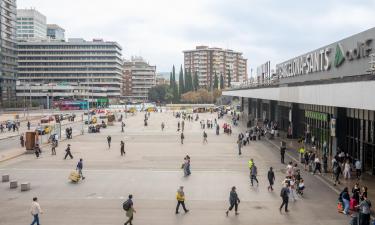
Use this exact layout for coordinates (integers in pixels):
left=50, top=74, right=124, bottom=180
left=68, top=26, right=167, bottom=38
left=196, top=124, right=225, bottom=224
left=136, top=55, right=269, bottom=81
left=265, top=138, right=341, bottom=195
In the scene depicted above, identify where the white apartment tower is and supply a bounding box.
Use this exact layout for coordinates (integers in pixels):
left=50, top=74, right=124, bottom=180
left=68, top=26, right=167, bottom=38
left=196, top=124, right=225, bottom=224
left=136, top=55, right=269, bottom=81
left=16, top=8, right=47, bottom=41
left=183, top=46, right=247, bottom=88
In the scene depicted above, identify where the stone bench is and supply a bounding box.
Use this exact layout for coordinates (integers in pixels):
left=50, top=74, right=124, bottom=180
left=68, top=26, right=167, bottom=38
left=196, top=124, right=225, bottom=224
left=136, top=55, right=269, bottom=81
left=21, top=182, right=31, bottom=191
left=2, top=174, right=9, bottom=182
left=10, top=180, right=18, bottom=189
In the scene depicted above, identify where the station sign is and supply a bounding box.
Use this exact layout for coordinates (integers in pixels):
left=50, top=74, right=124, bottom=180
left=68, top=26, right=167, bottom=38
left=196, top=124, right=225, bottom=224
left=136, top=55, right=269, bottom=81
left=276, top=28, right=375, bottom=82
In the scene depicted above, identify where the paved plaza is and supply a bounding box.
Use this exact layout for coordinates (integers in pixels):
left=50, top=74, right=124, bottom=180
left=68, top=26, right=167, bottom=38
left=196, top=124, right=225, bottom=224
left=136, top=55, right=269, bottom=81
left=0, top=111, right=349, bottom=225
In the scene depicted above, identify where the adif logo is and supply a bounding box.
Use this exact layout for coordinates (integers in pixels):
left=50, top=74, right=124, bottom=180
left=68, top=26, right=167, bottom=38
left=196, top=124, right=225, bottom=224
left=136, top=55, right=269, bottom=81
left=334, top=43, right=345, bottom=67
left=334, top=39, right=373, bottom=67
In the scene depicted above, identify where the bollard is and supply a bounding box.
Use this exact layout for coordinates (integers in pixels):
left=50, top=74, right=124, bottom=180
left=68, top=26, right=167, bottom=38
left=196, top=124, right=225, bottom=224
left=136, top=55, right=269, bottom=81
left=10, top=180, right=18, bottom=189
left=2, top=174, right=9, bottom=182
left=21, top=182, right=31, bottom=191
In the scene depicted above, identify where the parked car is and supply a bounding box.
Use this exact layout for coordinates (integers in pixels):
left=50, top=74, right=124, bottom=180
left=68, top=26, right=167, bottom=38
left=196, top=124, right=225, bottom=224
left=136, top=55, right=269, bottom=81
left=41, top=116, right=54, bottom=123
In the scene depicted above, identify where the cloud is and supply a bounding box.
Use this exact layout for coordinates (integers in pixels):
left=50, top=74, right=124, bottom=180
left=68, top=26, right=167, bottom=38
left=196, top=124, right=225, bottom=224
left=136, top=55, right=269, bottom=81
left=18, top=0, right=375, bottom=75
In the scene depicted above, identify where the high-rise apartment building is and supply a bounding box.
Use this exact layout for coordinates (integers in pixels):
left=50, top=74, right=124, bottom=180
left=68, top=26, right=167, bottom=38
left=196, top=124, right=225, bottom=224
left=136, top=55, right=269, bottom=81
left=16, top=8, right=47, bottom=41
left=122, top=57, right=156, bottom=101
left=183, top=46, right=247, bottom=88
left=0, top=0, right=17, bottom=108
left=47, top=24, right=65, bottom=41
left=16, top=38, right=123, bottom=106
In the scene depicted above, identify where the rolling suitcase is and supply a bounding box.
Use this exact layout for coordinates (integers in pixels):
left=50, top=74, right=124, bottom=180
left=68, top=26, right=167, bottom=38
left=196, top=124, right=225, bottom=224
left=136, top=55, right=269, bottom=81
left=69, top=171, right=81, bottom=182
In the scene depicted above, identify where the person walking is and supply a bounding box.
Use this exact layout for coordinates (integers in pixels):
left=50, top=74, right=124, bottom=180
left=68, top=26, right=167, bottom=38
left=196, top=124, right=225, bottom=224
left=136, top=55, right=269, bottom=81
left=280, top=143, right=286, bottom=164
left=107, top=135, right=112, bottom=149
left=357, top=194, right=371, bottom=225
left=343, top=160, right=351, bottom=179
left=64, top=144, right=73, bottom=160
left=177, top=121, right=180, bottom=132
left=237, top=138, right=242, bottom=155
left=226, top=186, right=240, bottom=216
left=180, top=132, right=185, bottom=144
left=279, top=184, right=290, bottom=213
left=181, top=120, right=185, bottom=132
left=355, top=159, right=362, bottom=180
left=123, top=195, right=136, bottom=225
left=27, top=121, right=31, bottom=130
left=176, top=186, right=189, bottom=214
left=120, top=141, right=125, bottom=156
left=34, top=144, right=41, bottom=158
left=333, top=162, right=342, bottom=186
left=121, top=122, right=125, bottom=133
left=76, top=158, right=85, bottom=180
left=30, top=197, right=43, bottom=225
left=340, top=187, right=350, bottom=215
left=161, top=122, right=165, bottom=131
left=182, top=155, right=191, bottom=176
left=250, top=163, right=259, bottom=186
left=203, top=131, right=208, bottom=144
left=313, top=157, right=322, bottom=175
left=267, top=167, right=275, bottom=191
left=51, top=140, right=56, bottom=155
left=20, top=134, right=25, bottom=147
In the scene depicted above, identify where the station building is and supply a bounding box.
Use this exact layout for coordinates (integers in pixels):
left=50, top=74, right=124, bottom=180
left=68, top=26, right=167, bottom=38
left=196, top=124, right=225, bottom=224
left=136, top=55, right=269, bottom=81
left=223, top=28, right=375, bottom=174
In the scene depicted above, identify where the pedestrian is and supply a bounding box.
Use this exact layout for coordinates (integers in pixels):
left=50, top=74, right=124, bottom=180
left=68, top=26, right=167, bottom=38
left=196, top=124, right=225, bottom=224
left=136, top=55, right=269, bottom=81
left=34, top=144, right=41, bottom=158
left=226, top=186, right=240, bottom=216
left=20, top=134, right=25, bottom=147
left=30, top=197, right=43, bottom=225
left=51, top=140, right=56, bottom=155
left=107, top=135, right=112, bottom=149
left=181, top=120, right=185, bottom=132
left=177, top=121, right=180, bottom=132
left=340, top=187, right=350, bottom=215
left=355, top=159, right=362, bottom=180
left=250, top=163, right=259, bottom=186
left=343, top=160, right=351, bottom=179
left=267, top=167, right=275, bottom=191
left=120, top=141, right=125, bottom=156
left=121, top=122, right=125, bottom=132
left=280, top=143, right=286, bottom=164
left=357, top=194, right=371, bottom=225
left=237, top=138, right=242, bottom=155
left=161, top=122, right=165, bottom=131
left=182, top=155, right=191, bottom=176
left=176, top=186, right=189, bottom=214
left=64, top=144, right=73, bottom=159
left=76, top=158, right=85, bottom=180
left=180, top=132, right=185, bottom=144
left=27, top=121, right=31, bottom=130
left=333, top=162, right=342, bottom=186
left=203, top=131, right=208, bottom=144
left=123, top=195, right=136, bottom=225
left=304, top=151, right=309, bottom=171
left=313, top=157, right=322, bottom=174
left=279, top=183, right=290, bottom=213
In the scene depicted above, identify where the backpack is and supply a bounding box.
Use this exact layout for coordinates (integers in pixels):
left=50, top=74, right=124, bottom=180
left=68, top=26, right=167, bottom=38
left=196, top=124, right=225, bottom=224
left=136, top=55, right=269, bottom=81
left=123, top=200, right=131, bottom=211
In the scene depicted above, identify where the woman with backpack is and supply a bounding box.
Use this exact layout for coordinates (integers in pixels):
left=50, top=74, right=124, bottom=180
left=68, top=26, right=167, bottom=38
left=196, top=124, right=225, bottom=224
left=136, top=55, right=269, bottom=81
left=340, top=187, right=350, bottom=215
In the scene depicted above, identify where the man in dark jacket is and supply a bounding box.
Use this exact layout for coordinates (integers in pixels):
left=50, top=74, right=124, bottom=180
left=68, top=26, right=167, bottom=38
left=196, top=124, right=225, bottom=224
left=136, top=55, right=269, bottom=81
left=226, top=186, right=240, bottom=216
left=280, top=145, right=286, bottom=164
left=267, top=167, right=275, bottom=191
left=107, top=135, right=111, bottom=148
left=76, top=158, right=85, bottom=180
left=64, top=144, right=73, bottom=159
left=279, top=184, right=290, bottom=213
left=120, top=141, right=125, bottom=156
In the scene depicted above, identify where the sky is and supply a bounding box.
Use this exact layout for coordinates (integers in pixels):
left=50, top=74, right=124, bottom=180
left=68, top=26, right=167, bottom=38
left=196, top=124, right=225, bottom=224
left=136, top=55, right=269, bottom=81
left=19, top=0, right=375, bottom=76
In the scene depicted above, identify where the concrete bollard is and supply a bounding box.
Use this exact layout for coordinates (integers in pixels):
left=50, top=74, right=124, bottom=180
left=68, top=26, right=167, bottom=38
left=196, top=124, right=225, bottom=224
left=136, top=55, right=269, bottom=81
left=21, top=182, right=31, bottom=191
left=10, top=180, right=18, bottom=189
left=2, top=174, right=9, bottom=182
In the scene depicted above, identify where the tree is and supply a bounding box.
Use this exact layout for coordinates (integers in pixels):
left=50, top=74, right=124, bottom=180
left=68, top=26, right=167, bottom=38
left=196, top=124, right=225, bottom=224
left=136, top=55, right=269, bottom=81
left=178, top=65, right=185, bottom=96
left=227, top=69, right=231, bottom=88
left=184, top=70, right=193, bottom=92
left=213, top=71, right=219, bottom=89
left=220, top=73, right=224, bottom=89
left=171, top=65, right=179, bottom=103
left=169, top=72, right=173, bottom=87
left=148, top=84, right=169, bottom=103
left=193, top=71, right=199, bottom=91
left=164, top=87, right=174, bottom=103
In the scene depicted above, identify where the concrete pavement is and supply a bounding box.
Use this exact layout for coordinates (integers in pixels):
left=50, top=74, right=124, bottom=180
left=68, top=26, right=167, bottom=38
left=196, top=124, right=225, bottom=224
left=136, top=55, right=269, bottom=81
left=0, top=111, right=349, bottom=225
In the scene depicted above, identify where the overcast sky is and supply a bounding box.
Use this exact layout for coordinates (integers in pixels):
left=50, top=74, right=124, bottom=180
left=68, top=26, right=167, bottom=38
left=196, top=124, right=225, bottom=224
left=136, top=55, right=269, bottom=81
left=19, top=0, right=375, bottom=76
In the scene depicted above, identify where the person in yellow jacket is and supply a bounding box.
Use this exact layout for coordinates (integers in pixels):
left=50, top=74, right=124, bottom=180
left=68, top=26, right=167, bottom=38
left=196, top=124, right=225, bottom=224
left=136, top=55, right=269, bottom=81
left=299, top=146, right=305, bottom=163
left=248, top=158, right=254, bottom=170
left=176, top=186, right=189, bottom=214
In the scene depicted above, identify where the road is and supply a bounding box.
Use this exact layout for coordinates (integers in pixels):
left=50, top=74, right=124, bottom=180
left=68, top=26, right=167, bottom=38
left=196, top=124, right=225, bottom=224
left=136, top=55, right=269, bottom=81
left=0, top=111, right=349, bottom=225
